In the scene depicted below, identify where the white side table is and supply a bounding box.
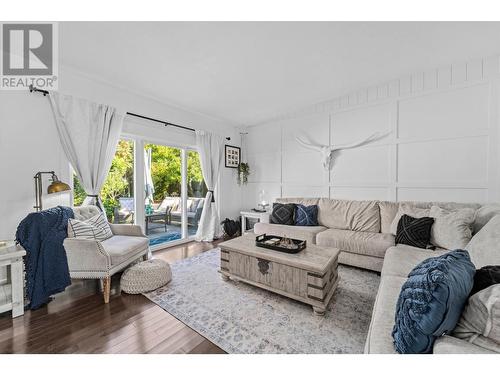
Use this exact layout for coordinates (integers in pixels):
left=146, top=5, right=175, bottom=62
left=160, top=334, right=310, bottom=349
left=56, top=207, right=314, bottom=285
left=0, top=241, right=26, bottom=318
left=240, top=210, right=270, bottom=234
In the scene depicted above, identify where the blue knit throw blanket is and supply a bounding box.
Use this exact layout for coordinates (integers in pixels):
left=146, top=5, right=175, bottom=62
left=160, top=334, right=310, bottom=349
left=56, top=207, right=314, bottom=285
left=15, top=206, right=74, bottom=309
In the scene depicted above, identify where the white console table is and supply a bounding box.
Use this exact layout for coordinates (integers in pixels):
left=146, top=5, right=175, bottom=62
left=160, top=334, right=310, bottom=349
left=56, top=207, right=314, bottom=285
left=240, top=210, right=270, bottom=234
left=0, top=241, right=25, bottom=318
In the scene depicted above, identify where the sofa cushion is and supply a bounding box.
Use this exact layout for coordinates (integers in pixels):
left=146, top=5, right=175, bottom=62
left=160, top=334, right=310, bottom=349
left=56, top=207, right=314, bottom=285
left=339, top=251, right=384, bottom=273
left=294, top=204, right=318, bottom=226
left=270, top=203, right=295, bottom=225
left=465, top=215, right=500, bottom=268
left=381, top=245, right=449, bottom=278
left=378, top=201, right=400, bottom=234
left=276, top=197, right=320, bottom=206
left=429, top=206, right=475, bottom=250
left=100, top=235, right=149, bottom=265
left=392, top=250, right=475, bottom=354
left=433, top=335, right=497, bottom=354
left=317, top=198, right=380, bottom=233
left=365, top=275, right=407, bottom=354
left=453, top=284, right=500, bottom=353
left=253, top=222, right=327, bottom=244
left=316, top=228, right=394, bottom=258
left=395, top=214, right=434, bottom=249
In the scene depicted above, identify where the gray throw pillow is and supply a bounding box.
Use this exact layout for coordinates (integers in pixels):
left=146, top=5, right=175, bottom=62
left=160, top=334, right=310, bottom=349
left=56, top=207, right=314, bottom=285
left=429, top=206, right=475, bottom=250
left=453, top=284, right=500, bottom=353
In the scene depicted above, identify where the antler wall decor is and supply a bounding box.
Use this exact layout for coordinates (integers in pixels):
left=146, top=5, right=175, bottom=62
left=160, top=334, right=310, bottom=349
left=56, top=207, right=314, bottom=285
left=295, top=131, right=391, bottom=171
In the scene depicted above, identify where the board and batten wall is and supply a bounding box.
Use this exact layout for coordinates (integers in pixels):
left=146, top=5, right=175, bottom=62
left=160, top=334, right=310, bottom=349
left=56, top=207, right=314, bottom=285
left=242, top=56, right=500, bottom=208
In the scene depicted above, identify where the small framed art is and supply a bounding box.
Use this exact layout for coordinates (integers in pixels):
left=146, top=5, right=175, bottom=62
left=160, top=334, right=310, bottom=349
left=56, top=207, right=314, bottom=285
left=225, top=145, right=241, bottom=168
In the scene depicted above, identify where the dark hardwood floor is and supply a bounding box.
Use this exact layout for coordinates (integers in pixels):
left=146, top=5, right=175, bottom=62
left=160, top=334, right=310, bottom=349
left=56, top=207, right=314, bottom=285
left=0, top=240, right=226, bottom=354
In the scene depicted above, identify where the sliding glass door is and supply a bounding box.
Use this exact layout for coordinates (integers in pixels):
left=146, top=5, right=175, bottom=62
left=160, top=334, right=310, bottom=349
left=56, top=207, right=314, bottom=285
left=143, top=143, right=206, bottom=248
left=144, top=143, right=184, bottom=246
left=187, top=150, right=207, bottom=236
left=72, top=136, right=205, bottom=249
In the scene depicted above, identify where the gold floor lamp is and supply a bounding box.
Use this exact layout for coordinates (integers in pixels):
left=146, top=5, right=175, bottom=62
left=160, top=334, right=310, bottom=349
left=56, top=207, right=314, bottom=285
left=34, top=171, right=71, bottom=212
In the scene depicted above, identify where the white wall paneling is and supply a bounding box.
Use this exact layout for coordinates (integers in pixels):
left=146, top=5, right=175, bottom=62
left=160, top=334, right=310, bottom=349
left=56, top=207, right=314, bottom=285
left=398, top=83, right=490, bottom=140
left=330, top=186, right=390, bottom=201
left=242, top=55, right=500, bottom=207
left=282, top=185, right=329, bottom=198
left=397, top=187, right=488, bottom=203
left=397, top=137, right=489, bottom=187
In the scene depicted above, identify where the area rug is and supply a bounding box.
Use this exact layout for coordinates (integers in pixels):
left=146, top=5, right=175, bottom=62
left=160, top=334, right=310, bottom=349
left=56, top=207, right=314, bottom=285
left=144, top=248, right=381, bottom=353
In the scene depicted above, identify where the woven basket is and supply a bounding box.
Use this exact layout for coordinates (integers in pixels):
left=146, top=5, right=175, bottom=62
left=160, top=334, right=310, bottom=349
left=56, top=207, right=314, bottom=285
left=121, top=259, right=171, bottom=294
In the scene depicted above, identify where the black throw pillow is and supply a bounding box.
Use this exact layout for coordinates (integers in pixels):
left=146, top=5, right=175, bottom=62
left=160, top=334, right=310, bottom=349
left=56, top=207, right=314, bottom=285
left=470, top=265, right=500, bottom=296
left=270, top=203, right=295, bottom=225
left=395, top=214, right=434, bottom=249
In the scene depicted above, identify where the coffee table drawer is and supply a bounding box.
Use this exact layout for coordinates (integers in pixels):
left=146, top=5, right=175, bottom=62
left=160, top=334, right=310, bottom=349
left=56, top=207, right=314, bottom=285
left=228, top=251, right=308, bottom=298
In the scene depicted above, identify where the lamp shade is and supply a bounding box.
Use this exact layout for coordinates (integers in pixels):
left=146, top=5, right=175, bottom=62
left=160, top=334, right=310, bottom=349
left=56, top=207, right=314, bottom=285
left=47, top=173, right=71, bottom=194
left=47, top=180, right=71, bottom=194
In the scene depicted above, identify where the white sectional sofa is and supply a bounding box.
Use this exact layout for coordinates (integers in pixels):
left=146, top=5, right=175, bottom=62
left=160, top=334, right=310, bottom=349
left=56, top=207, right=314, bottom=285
left=253, top=197, right=500, bottom=354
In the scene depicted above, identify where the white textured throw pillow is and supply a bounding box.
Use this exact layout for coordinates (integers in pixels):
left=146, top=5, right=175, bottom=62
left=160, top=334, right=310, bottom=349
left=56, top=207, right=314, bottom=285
left=453, top=284, right=500, bottom=353
left=466, top=214, right=500, bottom=268
left=429, top=206, right=475, bottom=250
left=473, top=204, right=500, bottom=234
left=68, top=212, right=113, bottom=241
left=390, top=204, right=430, bottom=235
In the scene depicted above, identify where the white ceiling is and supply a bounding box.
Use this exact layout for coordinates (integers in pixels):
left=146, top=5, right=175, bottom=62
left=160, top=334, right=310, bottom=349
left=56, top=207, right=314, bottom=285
left=60, top=22, right=500, bottom=126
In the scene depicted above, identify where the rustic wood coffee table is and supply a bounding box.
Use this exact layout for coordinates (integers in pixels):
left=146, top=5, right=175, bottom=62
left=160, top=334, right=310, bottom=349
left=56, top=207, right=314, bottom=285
left=219, top=235, right=340, bottom=315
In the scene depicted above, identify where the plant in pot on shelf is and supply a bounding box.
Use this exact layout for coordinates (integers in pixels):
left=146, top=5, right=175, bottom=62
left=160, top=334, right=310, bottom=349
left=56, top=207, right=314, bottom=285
left=237, top=162, right=250, bottom=185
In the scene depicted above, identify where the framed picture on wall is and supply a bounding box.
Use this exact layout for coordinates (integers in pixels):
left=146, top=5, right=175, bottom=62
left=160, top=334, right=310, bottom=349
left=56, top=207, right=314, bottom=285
left=225, top=145, right=241, bottom=168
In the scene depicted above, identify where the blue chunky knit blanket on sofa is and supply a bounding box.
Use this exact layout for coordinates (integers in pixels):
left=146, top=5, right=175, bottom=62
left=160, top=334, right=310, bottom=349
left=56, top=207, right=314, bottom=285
left=15, top=206, right=74, bottom=309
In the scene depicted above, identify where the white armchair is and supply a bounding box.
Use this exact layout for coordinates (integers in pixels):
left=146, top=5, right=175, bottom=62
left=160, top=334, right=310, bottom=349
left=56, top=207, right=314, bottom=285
left=64, top=206, right=149, bottom=303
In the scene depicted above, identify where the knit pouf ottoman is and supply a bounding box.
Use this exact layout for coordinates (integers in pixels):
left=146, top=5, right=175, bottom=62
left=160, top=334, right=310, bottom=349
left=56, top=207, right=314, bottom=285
left=121, top=259, right=171, bottom=294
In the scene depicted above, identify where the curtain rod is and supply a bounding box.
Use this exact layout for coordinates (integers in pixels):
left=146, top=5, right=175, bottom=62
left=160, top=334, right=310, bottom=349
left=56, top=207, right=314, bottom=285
left=29, top=85, right=231, bottom=141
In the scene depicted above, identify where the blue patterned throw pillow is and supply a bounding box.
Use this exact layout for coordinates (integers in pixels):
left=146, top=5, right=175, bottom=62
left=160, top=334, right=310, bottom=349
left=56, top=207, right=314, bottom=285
left=392, top=249, right=475, bottom=354
left=294, top=204, right=319, bottom=226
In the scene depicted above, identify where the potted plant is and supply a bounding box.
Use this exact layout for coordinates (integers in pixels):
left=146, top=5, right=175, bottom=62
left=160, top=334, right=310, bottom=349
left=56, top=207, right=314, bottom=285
left=237, top=162, right=250, bottom=185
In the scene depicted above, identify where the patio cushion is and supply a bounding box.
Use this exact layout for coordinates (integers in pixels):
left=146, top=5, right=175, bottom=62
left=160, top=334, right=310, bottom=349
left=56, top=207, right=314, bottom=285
left=158, top=197, right=180, bottom=211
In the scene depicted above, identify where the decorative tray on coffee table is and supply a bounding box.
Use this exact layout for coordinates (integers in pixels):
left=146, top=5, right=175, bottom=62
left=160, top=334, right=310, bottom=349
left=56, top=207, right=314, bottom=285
left=255, top=234, right=306, bottom=254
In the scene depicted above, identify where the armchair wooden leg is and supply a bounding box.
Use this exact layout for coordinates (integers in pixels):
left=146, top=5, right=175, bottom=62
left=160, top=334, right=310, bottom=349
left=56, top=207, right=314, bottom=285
left=103, top=276, right=111, bottom=304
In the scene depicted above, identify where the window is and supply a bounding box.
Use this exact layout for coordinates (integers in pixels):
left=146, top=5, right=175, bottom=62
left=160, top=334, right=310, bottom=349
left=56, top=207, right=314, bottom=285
left=73, top=139, right=135, bottom=224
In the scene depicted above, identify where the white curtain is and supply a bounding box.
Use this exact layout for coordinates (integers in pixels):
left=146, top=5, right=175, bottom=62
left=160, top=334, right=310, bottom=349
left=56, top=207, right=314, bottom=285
left=49, top=92, right=124, bottom=210
left=195, top=130, right=224, bottom=242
